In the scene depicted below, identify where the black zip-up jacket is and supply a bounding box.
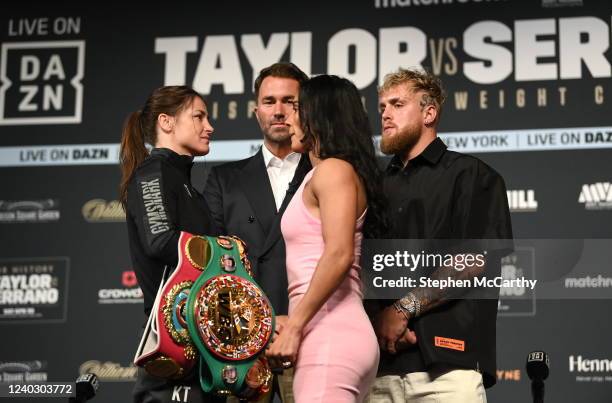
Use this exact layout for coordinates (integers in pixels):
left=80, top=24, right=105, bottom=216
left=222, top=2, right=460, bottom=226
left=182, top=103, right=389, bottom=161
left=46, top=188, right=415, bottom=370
left=126, top=148, right=215, bottom=317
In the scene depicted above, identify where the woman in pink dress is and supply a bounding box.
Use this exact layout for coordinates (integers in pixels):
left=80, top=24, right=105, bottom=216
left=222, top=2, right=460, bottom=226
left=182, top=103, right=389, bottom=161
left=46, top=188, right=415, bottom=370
left=266, top=75, right=387, bottom=402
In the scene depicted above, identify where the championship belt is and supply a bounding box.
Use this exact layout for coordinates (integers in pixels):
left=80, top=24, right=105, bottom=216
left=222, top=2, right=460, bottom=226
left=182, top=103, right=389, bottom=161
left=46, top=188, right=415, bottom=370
left=134, top=232, right=274, bottom=399
left=134, top=232, right=204, bottom=378
left=186, top=235, right=275, bottom=398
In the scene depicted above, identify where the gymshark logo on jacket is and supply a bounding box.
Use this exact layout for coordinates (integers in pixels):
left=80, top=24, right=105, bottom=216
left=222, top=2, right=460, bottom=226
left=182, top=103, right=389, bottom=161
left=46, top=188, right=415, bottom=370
left=506, top=190, right=538, bottom=212
left=578, top=182, right=612, bottom=210
left=140, top=178, right=170, bottom=234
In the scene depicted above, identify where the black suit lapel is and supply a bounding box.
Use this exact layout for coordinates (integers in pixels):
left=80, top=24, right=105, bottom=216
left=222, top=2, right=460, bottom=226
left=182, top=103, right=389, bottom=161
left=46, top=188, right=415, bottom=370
left=238, top=149, right=277, bottom=235
left=260, top=153, right=313, bottom=256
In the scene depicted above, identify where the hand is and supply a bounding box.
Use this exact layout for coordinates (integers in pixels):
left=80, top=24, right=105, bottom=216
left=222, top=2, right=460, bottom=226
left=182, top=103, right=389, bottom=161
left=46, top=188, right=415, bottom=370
left=395, top=328, right=418, bottom=352
left=373, top=305, right=409, bottom=354
left=265, top=320, right=302, bottom=369
left=274, top=315, right=289, bottom=338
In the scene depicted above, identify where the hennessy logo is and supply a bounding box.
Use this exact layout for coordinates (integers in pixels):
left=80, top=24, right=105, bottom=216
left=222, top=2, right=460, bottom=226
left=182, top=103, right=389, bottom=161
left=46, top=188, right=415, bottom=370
left=82, top=199, right=125, bottom=222
left=569, top=355, right=612, bottom=373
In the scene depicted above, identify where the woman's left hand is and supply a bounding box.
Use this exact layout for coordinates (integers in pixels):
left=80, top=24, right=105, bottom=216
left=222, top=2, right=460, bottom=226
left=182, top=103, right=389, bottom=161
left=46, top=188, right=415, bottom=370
left=265, top=321, right=302, bottom=369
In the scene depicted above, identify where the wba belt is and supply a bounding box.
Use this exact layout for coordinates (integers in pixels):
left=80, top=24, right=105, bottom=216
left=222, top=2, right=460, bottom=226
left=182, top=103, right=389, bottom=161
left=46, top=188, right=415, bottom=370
left=134, top=232, right=275, bottom=399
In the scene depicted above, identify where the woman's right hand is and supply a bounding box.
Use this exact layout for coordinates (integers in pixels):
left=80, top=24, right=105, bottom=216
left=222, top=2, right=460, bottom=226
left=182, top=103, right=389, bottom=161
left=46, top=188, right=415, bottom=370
left=266, top=319, right=303, bottom=369
left=274, top=315, right=289, bottom=337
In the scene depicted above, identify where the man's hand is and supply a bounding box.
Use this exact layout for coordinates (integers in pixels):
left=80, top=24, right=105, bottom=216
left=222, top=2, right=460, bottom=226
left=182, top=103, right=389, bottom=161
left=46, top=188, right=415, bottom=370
left=395, top=328, right=418, bottom=351
left=373, top=305, right=409, bottom=354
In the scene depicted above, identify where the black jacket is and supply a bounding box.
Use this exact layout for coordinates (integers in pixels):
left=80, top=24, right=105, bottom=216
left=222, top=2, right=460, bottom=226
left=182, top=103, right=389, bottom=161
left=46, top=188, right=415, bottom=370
left=126, top=148, right=215, bottom=317
left=380, top=139, right=513, bottom=388
left=203, top=148, right=311, bottom=315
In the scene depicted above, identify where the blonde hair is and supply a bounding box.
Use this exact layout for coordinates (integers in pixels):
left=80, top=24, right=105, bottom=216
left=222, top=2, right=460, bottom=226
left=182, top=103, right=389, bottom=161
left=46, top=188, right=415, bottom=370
left=379, top=68, right=446, bottom=119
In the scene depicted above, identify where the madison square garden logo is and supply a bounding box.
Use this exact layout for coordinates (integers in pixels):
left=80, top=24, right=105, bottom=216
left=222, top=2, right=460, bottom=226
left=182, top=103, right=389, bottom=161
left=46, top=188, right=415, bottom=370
left=0, top=360, right=48, bottom=383
left=0, top=199, right=60, bottom=223
left=0, top=40, right=85, bottom=125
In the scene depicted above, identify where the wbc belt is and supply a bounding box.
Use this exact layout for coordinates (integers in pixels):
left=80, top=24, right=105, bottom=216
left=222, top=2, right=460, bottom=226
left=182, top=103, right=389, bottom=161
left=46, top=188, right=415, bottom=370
left=186, top=235, right=275, bottom=398
left=134, top=232, right=274, bottom=399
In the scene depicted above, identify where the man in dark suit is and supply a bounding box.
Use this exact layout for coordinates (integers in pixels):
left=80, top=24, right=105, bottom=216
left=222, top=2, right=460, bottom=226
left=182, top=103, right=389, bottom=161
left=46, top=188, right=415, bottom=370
left=203, top=62, right=310, bottom=403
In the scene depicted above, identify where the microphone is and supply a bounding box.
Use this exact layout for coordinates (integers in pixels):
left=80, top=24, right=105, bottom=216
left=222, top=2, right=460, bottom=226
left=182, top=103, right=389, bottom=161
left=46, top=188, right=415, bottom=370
left=69, top=373, right=99, bottom=402
left=526, top=351, right=549, bottom=403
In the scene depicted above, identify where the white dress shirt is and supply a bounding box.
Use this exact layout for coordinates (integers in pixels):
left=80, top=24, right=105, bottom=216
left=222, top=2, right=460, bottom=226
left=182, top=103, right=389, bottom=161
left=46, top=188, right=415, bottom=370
left=261, top=145, right=301, bottom=211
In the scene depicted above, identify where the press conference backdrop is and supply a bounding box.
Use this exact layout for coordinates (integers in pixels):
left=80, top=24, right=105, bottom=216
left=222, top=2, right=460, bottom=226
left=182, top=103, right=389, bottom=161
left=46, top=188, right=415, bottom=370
left=1, top=1, right=611, bottom=402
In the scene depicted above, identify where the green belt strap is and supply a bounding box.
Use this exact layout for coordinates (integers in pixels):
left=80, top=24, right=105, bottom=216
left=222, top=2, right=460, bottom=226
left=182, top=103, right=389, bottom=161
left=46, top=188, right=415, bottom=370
left=186, top=235, right=275, bottom=397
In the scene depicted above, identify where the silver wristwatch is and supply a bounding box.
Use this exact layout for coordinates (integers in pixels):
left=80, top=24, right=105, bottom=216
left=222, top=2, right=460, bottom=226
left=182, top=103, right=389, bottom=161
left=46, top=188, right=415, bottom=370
left=398, top=293, right=420, bottom=317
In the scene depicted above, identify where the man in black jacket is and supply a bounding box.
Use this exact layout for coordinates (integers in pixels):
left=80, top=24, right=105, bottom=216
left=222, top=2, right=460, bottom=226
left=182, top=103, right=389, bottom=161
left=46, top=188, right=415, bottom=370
left=366, top=68, right=513, bottom=403
left=203, top=62, right=310, bottom=403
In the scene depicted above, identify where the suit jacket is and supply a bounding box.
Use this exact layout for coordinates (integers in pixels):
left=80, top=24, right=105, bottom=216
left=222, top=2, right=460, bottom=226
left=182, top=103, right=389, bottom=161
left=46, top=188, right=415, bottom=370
left=203, top=148, right=312, bottom=315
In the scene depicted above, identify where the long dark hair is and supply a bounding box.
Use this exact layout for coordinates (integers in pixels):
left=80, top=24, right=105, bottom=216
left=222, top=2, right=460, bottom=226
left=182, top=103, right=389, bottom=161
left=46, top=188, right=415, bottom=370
left=299, top=75, right=388, bottom=237
left=119, top=86, right=204, bottom=208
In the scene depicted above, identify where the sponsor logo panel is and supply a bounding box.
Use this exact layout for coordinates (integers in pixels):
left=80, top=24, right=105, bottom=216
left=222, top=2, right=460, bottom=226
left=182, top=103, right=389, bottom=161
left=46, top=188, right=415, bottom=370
left=564, top=275, right=612, bottom=289
left=507, top=190, right=538, bottom=213
left=542, top=0, right=583, bottom=8
left=0, top=257, right=69, bottom=323
left=569, top=355, right=612, bottom=383
left=498, top=248, right=536, bottom=317
left=0, top=40, right=85, bottom=125
left=0, top=199, right=60, bottom=223
left=0, top=127, right=611, bottom=168
left=0, top=144, right=119, bottom=167
left=0, top=360, right=48, bottom=383
left=496, top=368, right=522, bottom=382
left=79, top=361, right=137, bottom=382
left=97, top=270, right=143, bottom=305
left=579, top=182, right=612, bottom=210
left=82, top=199, right=125, bottom=223
left=374, top=0, right=508, bottom=8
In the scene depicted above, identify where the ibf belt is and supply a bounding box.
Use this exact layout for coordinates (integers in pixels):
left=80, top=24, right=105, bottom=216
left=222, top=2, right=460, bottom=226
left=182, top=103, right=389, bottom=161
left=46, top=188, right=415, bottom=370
left=133, top=231, right=204, bottom=378
left=134, top=232, right=274, bottom=399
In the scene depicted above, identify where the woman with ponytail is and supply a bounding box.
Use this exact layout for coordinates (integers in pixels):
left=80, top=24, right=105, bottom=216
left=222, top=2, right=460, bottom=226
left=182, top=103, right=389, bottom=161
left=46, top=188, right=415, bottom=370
left=120, top=86, right=221, bottom=403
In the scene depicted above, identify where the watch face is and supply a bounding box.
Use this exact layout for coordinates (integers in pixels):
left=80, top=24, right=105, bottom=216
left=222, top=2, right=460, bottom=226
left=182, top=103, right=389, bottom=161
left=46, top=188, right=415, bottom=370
left=193, top=274, right=273, bottom=361
left=400, top=297, right=415, bottom=313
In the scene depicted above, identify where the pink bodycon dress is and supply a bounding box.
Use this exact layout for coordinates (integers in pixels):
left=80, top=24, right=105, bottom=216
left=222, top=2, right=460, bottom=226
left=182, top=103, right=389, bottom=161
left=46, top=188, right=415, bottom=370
left=280, top=169, right=380, bottom=403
